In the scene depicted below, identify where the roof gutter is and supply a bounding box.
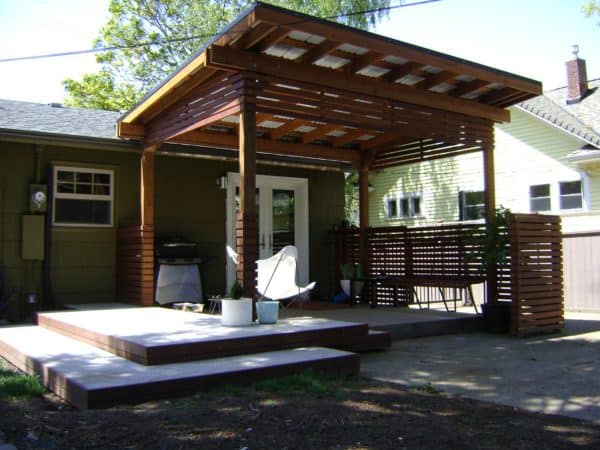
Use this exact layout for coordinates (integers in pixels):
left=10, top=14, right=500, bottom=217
left=0, top=127, right=351, bottom=172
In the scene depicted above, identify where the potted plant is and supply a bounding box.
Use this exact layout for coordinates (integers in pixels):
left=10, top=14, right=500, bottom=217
left=221, top=279, right=253, bottom=326
left=339, top=263, right=364, bottom=298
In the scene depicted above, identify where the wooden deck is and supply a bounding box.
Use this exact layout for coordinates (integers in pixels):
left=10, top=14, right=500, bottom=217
left=35, top=307, right=383, bottom=365
left=0, top=305, right=391, bottom=409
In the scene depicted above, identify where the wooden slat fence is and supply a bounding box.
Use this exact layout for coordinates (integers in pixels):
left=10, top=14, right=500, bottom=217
left=334, top=213, right=564, bottom=336
left=117, top=225, right=154, bottom=306
left=508, top=214, right=563, bottom=336
left=334, top=223, right=486, bottom=305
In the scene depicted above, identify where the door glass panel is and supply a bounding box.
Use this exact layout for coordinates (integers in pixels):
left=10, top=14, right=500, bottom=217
left=272, top=189, right=295, bottom=253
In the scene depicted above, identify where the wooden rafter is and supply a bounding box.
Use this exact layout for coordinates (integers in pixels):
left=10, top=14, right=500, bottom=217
left=296, top=40, right=339, bottom=64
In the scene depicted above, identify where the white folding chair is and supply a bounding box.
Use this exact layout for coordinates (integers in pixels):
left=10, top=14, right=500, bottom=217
left=257, top=245, right=316, bottom=310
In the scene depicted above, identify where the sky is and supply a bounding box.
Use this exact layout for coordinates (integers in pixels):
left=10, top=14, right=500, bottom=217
left=0, top=0, right=598, bottom=105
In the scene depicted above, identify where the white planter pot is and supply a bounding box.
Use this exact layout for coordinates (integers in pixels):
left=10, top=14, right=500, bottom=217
left=340, top=280, right=364, bottom=298
left=221, top=297, right=253, bottom=326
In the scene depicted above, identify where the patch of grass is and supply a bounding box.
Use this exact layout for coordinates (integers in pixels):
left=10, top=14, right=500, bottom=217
left=0, top=360, right=45, bottom=399
left=252, top=370, right=354, bottom=397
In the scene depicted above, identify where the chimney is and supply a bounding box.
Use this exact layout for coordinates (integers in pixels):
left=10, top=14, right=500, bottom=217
left=566, top=45, right=588, bottom=104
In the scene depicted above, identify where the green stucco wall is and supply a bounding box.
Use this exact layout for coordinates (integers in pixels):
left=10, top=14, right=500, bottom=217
left=0, top=140, right=344, bottom=318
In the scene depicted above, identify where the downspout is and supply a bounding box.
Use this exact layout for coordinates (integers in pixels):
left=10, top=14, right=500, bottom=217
left=42, top=161, right=54, bottom=309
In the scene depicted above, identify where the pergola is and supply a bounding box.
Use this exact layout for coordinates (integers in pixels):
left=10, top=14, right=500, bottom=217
left=117, top=2, right=542, bottom=300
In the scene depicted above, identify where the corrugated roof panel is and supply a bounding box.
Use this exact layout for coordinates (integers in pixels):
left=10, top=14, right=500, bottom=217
left=337, top=43, right=369, bottom=55
left=383, top=55, right=408, bottom=65
left=314, top=55, right=350, bottom=69
left=288, top=30, right=325, bottom=44
left=265, top=44, right=306, bottom=60
left=357, top=65, right=390, bottom=77
left=397, top=74, right=425, bottom=85
left=430, top=83, right=455, bottom=93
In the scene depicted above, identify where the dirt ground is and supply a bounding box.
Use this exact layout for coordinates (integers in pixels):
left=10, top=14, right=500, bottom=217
left=1, top=373, right=600, bottom=450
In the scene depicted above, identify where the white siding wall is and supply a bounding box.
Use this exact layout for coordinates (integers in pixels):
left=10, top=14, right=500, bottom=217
left=370, top=107, right=600, bottom=233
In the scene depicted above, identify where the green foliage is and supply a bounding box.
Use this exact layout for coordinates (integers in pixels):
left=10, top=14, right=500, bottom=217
left=344, top=172, right=359, bottom=224
left=63, top=0, right=391, bottom=111
left=229, top=279, right=244, bottom=299
left=582, top=0, right=600, bottom=24
left=464, top=207, right=511, bottom=276
left=340, top=262, right=363, bottom=279
left=0, top=361, right=45, bottom=399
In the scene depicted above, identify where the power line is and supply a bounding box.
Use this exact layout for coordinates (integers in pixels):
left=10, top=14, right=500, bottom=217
left=0, top=0, right=441, bottom=64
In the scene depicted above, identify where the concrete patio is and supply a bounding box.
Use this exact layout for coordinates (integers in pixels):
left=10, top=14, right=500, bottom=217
left=361, top=312, right=600, bottom=423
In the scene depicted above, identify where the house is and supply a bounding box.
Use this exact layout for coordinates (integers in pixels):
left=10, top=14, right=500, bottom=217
left=1, top=2, right=543, bottom=320
left=369, top=48, right=599, bottom=311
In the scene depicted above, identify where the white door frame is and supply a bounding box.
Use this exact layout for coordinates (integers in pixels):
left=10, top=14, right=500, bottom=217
left=225, top=172, right=309, bottom=291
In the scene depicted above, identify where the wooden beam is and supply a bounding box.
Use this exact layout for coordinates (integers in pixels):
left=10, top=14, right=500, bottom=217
left=301, top=123, right=342, bottom=144
left=231, top=23, right=277, bottom=50
left=238, top=106, right=258, bottom=298
left=207, top=46, right=511, bottom=123
left=296, top=40, right=339, bottom=64
left=118, top=122, right=145, bottom=140
left=452, top=79, right=489, bottom=98
left=345, top=51, right=383, bottom=74
left=269, top=118, right=308, bottom=139
left=381, top=62, right=423, bottom=83
left=414, top=71, right=457, bottom=91
left=239, top=109, right=257, bottom=217
left=120, top=52, right=207, bottom=124
left=172, top=129, right=361, bottom=165
left=358, top=151, right=371, bottom=273
left=483, top=143, right=498, bottom=305
left=360, top=133, right=409, bottom=151
left=332, top=128, right=369, bottom=148
left=140, top=147, right=157, bottom=227
left=253, top=27, right=290, bottom=52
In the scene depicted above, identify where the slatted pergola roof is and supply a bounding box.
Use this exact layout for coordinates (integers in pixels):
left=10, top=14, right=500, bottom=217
left=117, top=2, right=542, bottom=170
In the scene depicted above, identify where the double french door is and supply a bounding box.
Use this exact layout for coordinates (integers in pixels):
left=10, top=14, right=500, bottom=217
left=226, top=173, right=309, bottom=290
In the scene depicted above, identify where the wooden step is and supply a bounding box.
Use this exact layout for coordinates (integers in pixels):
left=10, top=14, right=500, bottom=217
left=36, top=308, right=370, bottom=365
left=0, top=325, right=359, bottom=410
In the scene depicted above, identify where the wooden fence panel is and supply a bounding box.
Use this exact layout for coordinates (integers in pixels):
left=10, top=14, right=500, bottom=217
left=563, top=232, right=600, bottom=312
left=509, top=214, right=564, bottom=336
left=117, top=225, right=154, bottom=306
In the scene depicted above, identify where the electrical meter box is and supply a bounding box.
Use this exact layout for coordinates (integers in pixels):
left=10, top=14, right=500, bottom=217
left=22, top=215, right=45, bottom=260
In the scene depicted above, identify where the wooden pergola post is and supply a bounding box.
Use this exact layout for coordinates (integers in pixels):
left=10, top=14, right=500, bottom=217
left=141, top=148, right=155, bottom=228
left=236, top=90, right=258, bottom=298
left=483, top=144, right=498, bottom=305
left=358, top=155, right=371, bottom=274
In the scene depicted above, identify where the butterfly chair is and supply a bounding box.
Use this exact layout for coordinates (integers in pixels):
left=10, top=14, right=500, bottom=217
left=257, top=245, right=316, bottom=310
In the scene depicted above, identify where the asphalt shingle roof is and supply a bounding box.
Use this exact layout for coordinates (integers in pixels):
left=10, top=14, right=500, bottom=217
left=0, top=99, right=120, bottom=140
left=519, top=78, right=600, bottom=148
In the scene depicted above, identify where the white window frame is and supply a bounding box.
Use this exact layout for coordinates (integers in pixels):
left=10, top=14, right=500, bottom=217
left=460, top=190, right=485, bottom=221
left=52, top=165, right=114, bottom=227
left=558, top=179, right=584, bottom=211
left=385, top=193, right=422, bottom=220
left=529, top=183, right=551, bottom=213
left=525, top=177, right=587, bottom=214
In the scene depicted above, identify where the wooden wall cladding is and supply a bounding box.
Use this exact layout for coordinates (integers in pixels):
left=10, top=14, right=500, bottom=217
left=117, top=225, right=154, bottom=306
